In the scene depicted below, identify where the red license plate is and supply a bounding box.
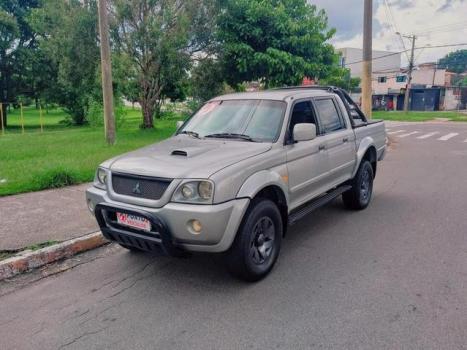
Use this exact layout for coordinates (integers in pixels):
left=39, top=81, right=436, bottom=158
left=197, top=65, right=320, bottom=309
left=116, top=212, right=151, bottom=232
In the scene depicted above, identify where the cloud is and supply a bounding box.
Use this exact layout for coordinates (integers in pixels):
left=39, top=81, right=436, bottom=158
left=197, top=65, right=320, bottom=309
left=314, top=0, right=467, bottom=65
left=437, top=0, right=465, bottom=12
left=309, top=0, right=382, bottom=41
left=389, top=0, right=415, bottom=10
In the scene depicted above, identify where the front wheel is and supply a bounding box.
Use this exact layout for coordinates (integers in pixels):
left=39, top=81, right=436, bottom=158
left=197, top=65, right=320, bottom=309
left=225, top=198, right=283, bottom=282
left=342, top=160, right=374, bottom=210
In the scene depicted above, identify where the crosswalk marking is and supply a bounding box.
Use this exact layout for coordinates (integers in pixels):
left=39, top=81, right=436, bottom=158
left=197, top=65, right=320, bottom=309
left=387, top=130, right=406, bottom=135
left=464, top=138, right=467, bottom=143
left=417, top=132, right=439, bottom=139
left=437, top=133, right=459, bottom=141
left=398, top=131, right=419, bottom=138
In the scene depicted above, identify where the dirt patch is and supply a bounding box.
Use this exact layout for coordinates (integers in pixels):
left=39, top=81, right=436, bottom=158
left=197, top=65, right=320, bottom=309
left=387, top=135, right=398, bottom=151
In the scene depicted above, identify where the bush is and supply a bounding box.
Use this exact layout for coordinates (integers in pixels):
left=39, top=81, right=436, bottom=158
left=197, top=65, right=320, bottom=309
left=87, top=98, right=127, bottom=128
left=34, top=169, right=79, bottom=190
left=17, top=96, right=34, bottom=107
left=159, top=103, right=181, bottom=119
left=186, top=99, right=203, bottom=115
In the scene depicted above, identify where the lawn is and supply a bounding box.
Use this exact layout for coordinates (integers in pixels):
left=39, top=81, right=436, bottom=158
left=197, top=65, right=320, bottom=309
left=0, top=106, right=185, bottom=196
left=372, top=110, right=467, bottom=122
left=2, top=106, right=72, bottom=133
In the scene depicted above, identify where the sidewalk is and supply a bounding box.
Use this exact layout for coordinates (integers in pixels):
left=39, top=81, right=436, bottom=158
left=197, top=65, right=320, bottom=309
left=0, top=184, right=98, bottom=250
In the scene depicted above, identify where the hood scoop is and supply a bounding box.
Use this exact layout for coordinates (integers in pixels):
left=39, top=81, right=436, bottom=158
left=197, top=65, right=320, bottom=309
left=171, top=149, right=188, bottom=157
left=170, top=145, right=219, bottom=158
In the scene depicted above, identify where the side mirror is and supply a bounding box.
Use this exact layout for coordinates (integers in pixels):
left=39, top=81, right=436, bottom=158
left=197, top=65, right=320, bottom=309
left=293, top=123, right=316, bottom=142
left=176, top=120, right=184, bottom=131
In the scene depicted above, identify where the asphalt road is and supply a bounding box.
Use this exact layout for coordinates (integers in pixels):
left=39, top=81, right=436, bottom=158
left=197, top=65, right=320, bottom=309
left=1, top=121, right=466, bottom=350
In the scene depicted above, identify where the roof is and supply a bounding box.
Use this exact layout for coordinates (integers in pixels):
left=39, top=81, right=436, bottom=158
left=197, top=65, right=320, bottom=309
left=211, top=87, right=336, bottom=102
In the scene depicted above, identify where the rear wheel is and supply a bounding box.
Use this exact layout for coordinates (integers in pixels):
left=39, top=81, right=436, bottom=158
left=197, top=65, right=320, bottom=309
left=343, top=160, right=374, bottom=210
left=225, top=198, right=282, bottom=282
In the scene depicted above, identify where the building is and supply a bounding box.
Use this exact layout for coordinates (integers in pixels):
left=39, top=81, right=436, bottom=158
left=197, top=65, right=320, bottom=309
left=337, top=47, right=401, bottom=79
left=338, top=47, right=403, bottom=110
left=339, top=47, right=466, bottom=111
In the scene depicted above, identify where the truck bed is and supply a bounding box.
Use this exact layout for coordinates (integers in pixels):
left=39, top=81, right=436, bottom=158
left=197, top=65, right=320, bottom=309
left=354, top=119, right=386, bottom=159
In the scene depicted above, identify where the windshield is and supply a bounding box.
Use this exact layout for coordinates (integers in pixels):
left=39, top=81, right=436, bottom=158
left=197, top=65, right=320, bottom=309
left=179, top=99, right=286, bottom=142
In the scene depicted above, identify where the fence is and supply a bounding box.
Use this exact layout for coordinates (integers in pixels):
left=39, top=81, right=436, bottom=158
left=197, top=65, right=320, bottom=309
left=0, top=102, right=46, bottom=136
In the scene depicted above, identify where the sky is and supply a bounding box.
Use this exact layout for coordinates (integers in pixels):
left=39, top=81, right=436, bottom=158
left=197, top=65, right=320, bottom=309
left=310, top=0, right=467, bottom=67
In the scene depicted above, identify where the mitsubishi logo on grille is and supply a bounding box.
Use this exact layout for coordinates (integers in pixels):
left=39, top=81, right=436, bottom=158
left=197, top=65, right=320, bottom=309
left=132, top=182, right=142, bottom=195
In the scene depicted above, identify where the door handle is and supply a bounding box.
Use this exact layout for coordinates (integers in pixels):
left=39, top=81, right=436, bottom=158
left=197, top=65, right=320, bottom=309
left=343, top=137, right=349, bottom=143
left=318, top=144, right=326, bottom=151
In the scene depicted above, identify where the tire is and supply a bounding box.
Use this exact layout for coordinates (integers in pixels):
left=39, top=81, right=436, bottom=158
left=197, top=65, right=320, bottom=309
left=225, top=198, right=283, bottom=282
left=342, top=160, right=374, bottom=210
left=118, top=243, right=144, bottom=252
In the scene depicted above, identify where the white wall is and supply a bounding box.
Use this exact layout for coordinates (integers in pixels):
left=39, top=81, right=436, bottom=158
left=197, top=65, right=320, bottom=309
left=338, top=47, right=401, bottom=79
left=373, top=75, right=406, bottom=95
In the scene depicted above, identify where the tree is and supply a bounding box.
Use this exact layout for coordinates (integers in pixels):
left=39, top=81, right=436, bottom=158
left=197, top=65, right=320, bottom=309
left=112, top=0, right=218, bottom=128
left=454, top=76, right=467, bottom=87
left=190, top=58, right=225, bottom=102
left=0, top=0, right=40, bottom=126
left=30, top=0, right=100, bottom=125
left=217, top=0, right=337, bottom=88
left=0, top=10, right=18, bottom=126
left=320, top=68, right=361, bottom=91
left=438, top=50, right=467, bottom=74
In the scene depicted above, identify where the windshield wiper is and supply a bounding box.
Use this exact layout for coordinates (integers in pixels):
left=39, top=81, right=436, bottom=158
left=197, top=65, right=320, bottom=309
left=204, top=133, right=257, bottom=142
left=179, top=130, right=200, bottom=139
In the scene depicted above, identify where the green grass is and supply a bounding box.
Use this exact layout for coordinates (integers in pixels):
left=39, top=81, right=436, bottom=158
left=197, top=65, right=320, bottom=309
left=3, top=106, right=74, bottom=133
left=0, top=107, right=184, bottom=196
left=373, top=110, right=467, bottom=122
left=0, top=240, right=60, bottom=261
left=0, top=251, right=14, bottom=261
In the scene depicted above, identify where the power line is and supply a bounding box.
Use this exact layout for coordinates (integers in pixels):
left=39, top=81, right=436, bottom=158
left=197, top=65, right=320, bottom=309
left=414, top=46, right=425, bottom=64
left=412, top=21, right=467, bottom=36
left=415, top=25, right=467, bottom=37
left=383, top=0, right=410, bottom=61
left=344, top=43, right=467, bottom=66
left=345, top=51, right=402, bottom=66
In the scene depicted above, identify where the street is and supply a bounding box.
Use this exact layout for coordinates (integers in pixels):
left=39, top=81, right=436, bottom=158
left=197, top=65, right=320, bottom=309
left=1, top=121, right=466, bottom=350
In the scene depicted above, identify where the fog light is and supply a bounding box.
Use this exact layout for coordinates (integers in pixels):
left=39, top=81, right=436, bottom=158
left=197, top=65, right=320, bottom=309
left=188, top=219, right=202, bottom=234
left=87, top=199, right=95, bottom=213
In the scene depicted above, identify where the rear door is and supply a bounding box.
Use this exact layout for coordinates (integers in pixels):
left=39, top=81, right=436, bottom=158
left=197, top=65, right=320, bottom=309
left=313, top=97, right=356, bottom=188
left=285, top=100, right=329, bottom=209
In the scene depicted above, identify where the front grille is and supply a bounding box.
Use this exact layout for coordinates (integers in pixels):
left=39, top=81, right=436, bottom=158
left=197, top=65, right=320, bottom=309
left=112, top=173, right=171, bottom=200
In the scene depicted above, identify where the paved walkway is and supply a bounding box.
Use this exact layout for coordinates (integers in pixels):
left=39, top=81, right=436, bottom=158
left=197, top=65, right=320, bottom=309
left=0, top=183, right=98, bottom=250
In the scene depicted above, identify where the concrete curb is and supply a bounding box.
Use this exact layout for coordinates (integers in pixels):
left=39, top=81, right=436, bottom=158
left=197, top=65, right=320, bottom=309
left=0, top=232, right=108, bottom=281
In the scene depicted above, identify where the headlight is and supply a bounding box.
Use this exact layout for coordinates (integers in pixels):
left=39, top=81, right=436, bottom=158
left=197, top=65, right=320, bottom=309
left=172, top=180, right=214, bottom=204
left=181, top=183, right=196, bottom=199
left=94, top=167, right=108, bottom=189
left=198, top=181, right=213, bottom=200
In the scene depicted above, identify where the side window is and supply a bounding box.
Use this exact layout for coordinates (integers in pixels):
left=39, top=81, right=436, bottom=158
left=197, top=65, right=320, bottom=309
left=314, top=98, right=345, bottom=133
left=289, top=101, right=317, bottom=134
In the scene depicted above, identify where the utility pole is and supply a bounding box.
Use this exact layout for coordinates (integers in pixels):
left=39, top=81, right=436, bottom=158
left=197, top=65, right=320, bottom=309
left=97, top=0, right=116, bottom=145
left=361, top=0, right=373, bottom=119
left=402, top=34, right=416, bottom=113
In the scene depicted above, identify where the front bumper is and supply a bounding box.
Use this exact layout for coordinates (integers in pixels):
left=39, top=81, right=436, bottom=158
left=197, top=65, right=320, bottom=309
left=86, top=186, right=250, bottom=253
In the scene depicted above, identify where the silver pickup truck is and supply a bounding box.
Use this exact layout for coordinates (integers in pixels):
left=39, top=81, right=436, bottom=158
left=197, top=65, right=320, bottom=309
left=86, top=86, right=386, bottom=281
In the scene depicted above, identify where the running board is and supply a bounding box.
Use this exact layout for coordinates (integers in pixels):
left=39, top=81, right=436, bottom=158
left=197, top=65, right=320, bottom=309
left=288, top=185, right=352, bottom=226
